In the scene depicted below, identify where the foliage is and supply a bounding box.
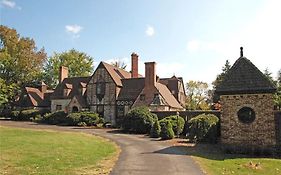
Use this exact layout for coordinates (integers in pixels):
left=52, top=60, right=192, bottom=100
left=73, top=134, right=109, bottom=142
left=160, top=120, right=174, bottom=140
left=274, top=69, right=281, bottom=110
left=159, top=115, right=185, bottom=135
left=188, top=113, right=219, bottom=143
left=111, top=59, right=127, bottom=70
left=10, top=110, right=20, bottom=120
left=185, top=80, right=210, bottom=110
left=0, top=25, right=47, bottom=106
left=150, top=120, right=161, bottom=138
left=42, top=111, right=102, bottom=126
left=0, top=78, right=18, bottom=111
left=19, top=109, right=41, bottom=121
left=43, top=49, right=94, bottom=88
left=42, top=111, right=68, bottom=125
left=0, top=127, right=117, bottom=175
left=212, top=60, right=231, bottom=104
left=122, top=106, right=157, bottom=134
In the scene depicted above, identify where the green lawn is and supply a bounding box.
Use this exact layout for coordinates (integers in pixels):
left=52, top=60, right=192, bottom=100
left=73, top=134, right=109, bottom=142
left=0, top=126, right=119, bottom=175
left=186, top=144, right=281, bottom=175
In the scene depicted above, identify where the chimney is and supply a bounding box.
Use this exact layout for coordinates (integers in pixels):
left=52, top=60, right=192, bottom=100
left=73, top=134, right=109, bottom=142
left=40, top=81, right=47, bottom=93
left=145, top=62, right=156, bottom=88
left=59, top=66, right=68, bottom=83
left=131, top=52, right=139, bottom=78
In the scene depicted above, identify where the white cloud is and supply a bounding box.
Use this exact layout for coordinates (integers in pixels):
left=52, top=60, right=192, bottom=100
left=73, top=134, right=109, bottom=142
left=157, top=62, right=184, bottom=78
left=146, top=25, right=155, bottom=36
left=65, top=25, right=83, bottom=38
left=1, top=0, right=21, bottom=9
left=187, top=40, right=200, bottom=52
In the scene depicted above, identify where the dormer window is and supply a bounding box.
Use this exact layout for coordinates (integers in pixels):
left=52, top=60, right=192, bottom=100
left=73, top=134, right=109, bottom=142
left=63, top=89, right=69, bottom=97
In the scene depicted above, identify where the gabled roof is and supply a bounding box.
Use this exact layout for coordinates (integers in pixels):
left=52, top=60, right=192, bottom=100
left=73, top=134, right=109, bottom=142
left=215, top=56, right=276, bottom=95
left=51, top=76, right=90, bottom=99
left=99, top=62, right=142, bottom=87
left=117, top=78, right=145, bottom=101
left=25, top=87, right=43, bottom=106
left=155, top=83, right=183, bottom=109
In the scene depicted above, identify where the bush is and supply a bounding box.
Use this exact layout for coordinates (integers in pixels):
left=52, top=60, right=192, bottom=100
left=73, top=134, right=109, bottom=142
left=159, top=115, right=185, bottom=135
left=42, top=111, right=68, bottom=125
left=66, top=113, right=81, bottom=125
left=80, top=112, right=100, bottom=126
left=122, top=106, right=157, bottom=134
left=160, top=120, right=174, bottom=140
left=20, top=109, right=41, bottom=121
left=188, top=113, right=219, bottom=143
left=10, top=110, right=20, bottom=120
left=150, top=120, right=161, bottom=138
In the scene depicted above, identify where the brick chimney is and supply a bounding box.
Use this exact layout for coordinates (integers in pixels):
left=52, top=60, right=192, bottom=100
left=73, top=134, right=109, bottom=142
left=145, top=62, right=156, bottom=88
left=59, top=66, right=68, bottom=83
left=131, top=52, right=138, bottom=78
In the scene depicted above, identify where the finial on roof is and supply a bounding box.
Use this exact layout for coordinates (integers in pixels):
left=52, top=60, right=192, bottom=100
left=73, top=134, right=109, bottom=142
left=240, top=47, right=243, bottom=57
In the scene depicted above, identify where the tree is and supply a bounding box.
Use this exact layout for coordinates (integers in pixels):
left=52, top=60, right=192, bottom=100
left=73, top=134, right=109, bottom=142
left=185, top=80, right=210, bottom=110
left=0, top=25, right=47, bottom=107
left=274, top=69, right=281, bottom=110
left=211, top=60, right=231, bottom=108
left=43, top=49, right=94, bottom=88
left=111, top=59, right=127, bottom=70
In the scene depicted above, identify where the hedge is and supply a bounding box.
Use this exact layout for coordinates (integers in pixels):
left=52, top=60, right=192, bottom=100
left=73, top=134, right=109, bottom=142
left=9, top=109, right=50, bottom=121
left=160, top=120, right=174, bottom=140
left=122, top=106, right=157, bottom=134
left=188, top=113, right=219, bottom=143
left=159, top=115, right=185, bottom=135
left=150, top=120, right=161, bottom=138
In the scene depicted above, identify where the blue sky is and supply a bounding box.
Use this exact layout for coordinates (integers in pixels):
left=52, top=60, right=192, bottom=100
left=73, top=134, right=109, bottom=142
left=1, top=0, right=280, bottom=84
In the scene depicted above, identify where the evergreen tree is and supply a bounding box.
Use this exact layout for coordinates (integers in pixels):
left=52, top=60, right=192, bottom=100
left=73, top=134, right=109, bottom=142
left=150, top=120, right=161, bottom=138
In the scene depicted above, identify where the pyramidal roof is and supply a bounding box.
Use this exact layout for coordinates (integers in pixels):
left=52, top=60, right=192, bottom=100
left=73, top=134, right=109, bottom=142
left=215, top=47, right=276, bottom=95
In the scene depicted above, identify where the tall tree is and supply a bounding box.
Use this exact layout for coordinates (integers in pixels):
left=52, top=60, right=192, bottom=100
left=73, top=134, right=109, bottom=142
left=185, top=80, right=210, bottom=110
left=0, top=25, right=46, bottom=107
left=43, top=49, right=94, bottom=88
left=211, top=60, right=231, bottom=105
left=111, top=59, right=127, bottom=70
left=274, top=69, right=281, bottom=110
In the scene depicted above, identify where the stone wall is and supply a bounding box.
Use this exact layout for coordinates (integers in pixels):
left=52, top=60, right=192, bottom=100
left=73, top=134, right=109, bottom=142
left=51, top=99, right=71, bottom=112
left=220, top=93, right=276, bottom=147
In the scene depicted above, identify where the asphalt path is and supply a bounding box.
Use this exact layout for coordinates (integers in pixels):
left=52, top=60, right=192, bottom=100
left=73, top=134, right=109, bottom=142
left=0, top=120, right=204, bottom=175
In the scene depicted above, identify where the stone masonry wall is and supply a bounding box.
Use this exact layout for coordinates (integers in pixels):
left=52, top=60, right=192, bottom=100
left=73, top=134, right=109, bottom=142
left=220, top=93, right=276, bottom=147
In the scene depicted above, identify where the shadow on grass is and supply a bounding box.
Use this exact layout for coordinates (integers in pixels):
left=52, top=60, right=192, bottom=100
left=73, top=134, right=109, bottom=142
left=151, top=142, right=281, bottom=160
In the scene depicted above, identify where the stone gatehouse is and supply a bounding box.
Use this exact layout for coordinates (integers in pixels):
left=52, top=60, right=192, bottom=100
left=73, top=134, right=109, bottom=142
left=215, top=47, right=277, bottom=148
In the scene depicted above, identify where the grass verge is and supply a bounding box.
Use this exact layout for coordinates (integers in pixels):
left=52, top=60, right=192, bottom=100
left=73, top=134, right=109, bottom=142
left=0, top=126, right=119, bottom=175
left=186, top=143, right=281, bottom=175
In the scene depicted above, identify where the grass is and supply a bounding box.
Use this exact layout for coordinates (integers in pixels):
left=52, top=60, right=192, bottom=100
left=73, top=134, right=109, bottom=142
left=185, top=143, right=281, bottom=175
left=0, top=126, right=119, bottom=175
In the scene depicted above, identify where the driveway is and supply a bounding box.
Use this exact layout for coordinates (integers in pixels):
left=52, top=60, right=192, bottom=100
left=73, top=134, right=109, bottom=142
left=0, top=120, right=204, bottom=175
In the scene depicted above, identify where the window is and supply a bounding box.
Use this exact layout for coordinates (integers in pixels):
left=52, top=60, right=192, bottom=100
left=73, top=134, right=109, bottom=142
left=63, top=89, right=69, bottom=97
left=56, top=105, right=62, bottom=110
left=117, top=106, right=125, bottom=117
left=140, top=94, right=145, bottom=101
left=96, top=82, right=105, bottom=95
left=97, top=105, right=104, bottom=117
left=237, top=107, right=256, bottom=124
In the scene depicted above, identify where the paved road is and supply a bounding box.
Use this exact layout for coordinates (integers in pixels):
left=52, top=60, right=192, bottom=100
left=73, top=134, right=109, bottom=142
left=0, top=120, right=204, bottom=175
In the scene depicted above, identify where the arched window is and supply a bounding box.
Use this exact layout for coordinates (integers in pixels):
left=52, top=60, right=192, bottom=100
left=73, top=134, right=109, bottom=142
left=72, top=106, right=79, bottom=112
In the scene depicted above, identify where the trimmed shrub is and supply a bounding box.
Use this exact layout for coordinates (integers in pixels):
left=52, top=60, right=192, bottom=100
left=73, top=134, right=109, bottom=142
left=122, top=106, right=157, bottom=134
left=80, top=112, right=100, bottom=126
left=150, top=120, right=161, bottom=138
left=160, top=120, right=174, bottom=140
left=66, top=113, right=81, bottom=125
left=42, top=111, right=68, bottom=125
left=10, top=110, right=20, bottom=120
left=159, top=115, right=185, bottom=135
left=20, top=109, right=41, bottom=121
left=188, top=113, right=219, bottom=143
